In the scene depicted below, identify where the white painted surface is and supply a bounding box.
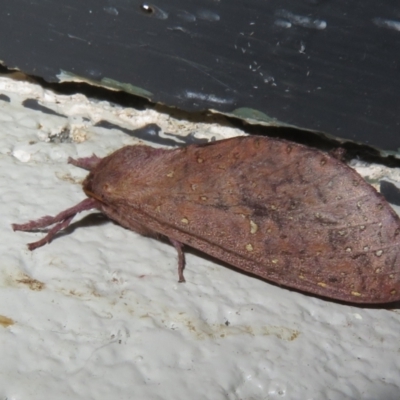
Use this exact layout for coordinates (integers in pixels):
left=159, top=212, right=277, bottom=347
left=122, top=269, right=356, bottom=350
left=0, top=76, right=399, bottom=400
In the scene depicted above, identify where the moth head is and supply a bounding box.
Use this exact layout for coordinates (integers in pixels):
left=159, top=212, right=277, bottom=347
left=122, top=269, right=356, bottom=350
left=82, top=145, right=168, bottom=203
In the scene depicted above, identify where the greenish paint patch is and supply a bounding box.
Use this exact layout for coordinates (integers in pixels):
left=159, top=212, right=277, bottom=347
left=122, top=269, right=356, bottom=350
left=101, top=77, right=153, bottom=98
left=231, top=107, right=280, bottom=125
left=379, top=149, right=400, bottom=159
left=57, top=70, right=153, bottom=99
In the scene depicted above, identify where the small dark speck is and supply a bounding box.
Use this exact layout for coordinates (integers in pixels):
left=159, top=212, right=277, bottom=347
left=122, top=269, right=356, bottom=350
left=380, top=180, right=400, bottom=206
left=22, top=98, right=66, bottom=118
left=225, top=320, right=230, bottom=326
left=49, top=127, right=71, bottom=143
left=140, top=3, right=168, bottom=19
left=0, top=93, right=10, bottom=102
left=140, top=3, right=154, bottom=13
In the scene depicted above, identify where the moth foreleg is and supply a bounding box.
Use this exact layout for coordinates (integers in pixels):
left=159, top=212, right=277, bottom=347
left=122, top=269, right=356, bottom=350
left=12, top=198, right=99, bottom=250
left=68, top=154, right=102, bottom=171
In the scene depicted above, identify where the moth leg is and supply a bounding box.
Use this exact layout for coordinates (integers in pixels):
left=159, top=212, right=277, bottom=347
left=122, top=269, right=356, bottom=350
left=169, top=239, right=186, bottom=283
left=24, top=216, right=74, bottom=250
left=12, top=198, right=99, bottom=250
left=68, top=154, right=102, bottom=171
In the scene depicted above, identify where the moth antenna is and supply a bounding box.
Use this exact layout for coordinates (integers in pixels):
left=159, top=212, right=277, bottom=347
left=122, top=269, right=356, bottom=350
left=68, top=154, right=102, bottom=171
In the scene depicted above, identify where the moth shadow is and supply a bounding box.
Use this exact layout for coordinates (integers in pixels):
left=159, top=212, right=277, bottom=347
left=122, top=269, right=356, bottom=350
left=53, top=212, right=110, bottom=238
left=37, top=214, right=400, bottom=310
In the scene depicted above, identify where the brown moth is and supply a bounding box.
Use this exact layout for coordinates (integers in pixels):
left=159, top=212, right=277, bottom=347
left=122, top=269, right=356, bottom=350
left=12, top=136, right=400, bottom=303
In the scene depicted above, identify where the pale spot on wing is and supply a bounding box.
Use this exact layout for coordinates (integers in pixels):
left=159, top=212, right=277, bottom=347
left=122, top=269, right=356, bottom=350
left=246, top=243, right=254, bottom=252
left=250, top=220, right=258, bottom=234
